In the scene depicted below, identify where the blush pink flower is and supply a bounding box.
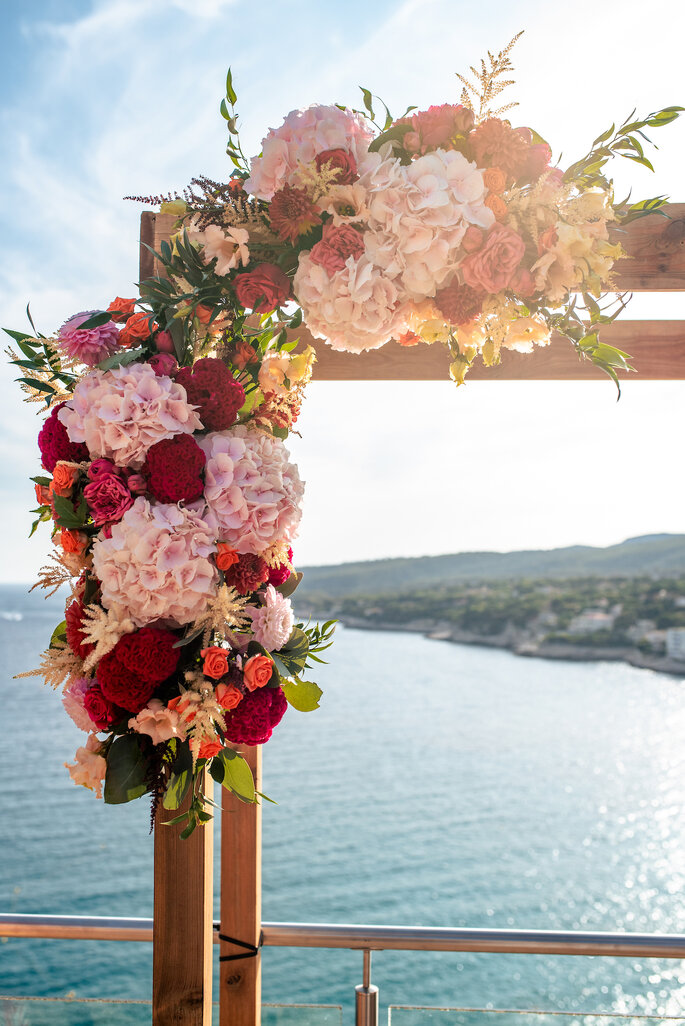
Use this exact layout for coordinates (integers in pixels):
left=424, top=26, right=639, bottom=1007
left=58, top=362, right=203, bottom=469
left=461, top=224, right=526, bottom=293
left=56, top=310, right=121, bottom=367
left=64, top=734, right=107, bottom=798
left=200, top=426, right=304, bottom=554
left=129, top=699, right=184, bottom=745
left=92, top=497, right=218, bottom=628
left=246, top=585, right=294, bottom=652
left=62, top=677, right=95, bottom=732
left=245, top=104, right=375, bottom=201
left=310, top=224, right=365, bottom=275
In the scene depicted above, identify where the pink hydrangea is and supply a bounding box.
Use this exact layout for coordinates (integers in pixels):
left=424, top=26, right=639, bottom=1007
left=56, top=310, right=121, bottom=367
left=58, top=362, right=203, bottom=469
left=360, top=147, right=494, bottom=299
left=246, top=585, right=294, bottom=652
left=200, top=426, right=303, bottom=554
left=293, top=251, right=404, bottom=352
left=92, top=497, right=218, bottom=628
left=62, top=677, right=94, bottom=732
left=245, top=105, right=375, bottom=201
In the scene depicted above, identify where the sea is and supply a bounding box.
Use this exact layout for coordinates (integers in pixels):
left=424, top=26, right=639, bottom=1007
left=1, top=583, right=685, bottom=1020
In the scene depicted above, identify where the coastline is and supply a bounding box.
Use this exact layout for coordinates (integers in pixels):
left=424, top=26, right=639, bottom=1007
left=303, top=613, right=685, bottom=678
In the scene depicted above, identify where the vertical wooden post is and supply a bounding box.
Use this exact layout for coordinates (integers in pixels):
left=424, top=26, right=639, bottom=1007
left=220, top=745, right=262, bottom=1026
left=153, top=770, right=214, bottom=1026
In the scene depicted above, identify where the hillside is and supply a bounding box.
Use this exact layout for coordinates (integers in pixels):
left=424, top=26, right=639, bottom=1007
left=296, top=534, right=685, bottom=601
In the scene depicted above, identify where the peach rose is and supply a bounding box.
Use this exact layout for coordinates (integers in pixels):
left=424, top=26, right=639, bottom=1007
left=538, top=226, right=558, bottom=254
left=215, top=682, right=244, bottom=710
left=461, top=224, right=526, bottom=293
left=216, top=544, right=240, bottom=571
left=51, top=462, right=80, bottom=498
left=201, top=646, right=230, bottom=680
left=483, top=167, right=506, bottom=194
left=35, top=482, right=52, bottom=506
left=233, top=339, right=258, bottom=370
left=484, top=194, right=508, bottom=221
left=59, top=529, right=88, bottom=555
left=243, top=654, right=273, bottom=692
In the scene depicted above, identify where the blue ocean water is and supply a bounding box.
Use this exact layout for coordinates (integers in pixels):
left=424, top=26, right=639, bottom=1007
left=1, top=584, right=684, bottom=1017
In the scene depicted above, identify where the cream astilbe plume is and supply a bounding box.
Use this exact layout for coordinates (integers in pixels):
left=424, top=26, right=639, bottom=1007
left=177, top=676, right=229, bottom=765
left=295, top=160, right=348, bottom=202
left=30, top=551, right=87, bottom=598
left=184, top=584, right=250, bottom=648
left=261, top=540, right=294, bottom=570
left=79, top=603, right=136, bottom=674
left=15, top=642, right=85, bottom=690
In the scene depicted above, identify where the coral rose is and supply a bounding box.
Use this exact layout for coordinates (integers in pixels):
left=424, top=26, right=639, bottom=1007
left=483, top=167, right=506, bottom=194
left=234, top=263, right=291, bottom=313
left=201, top=646, right=230, bottom=680
left=51, top=462, right=79, bottom=497
left=35, top=482, right=52, bottom=506
left=198, top=738, right=224, bottom=760
left=215, top=683, right=244, bottom=711
left=60, top=529, right=88, bottom=555
left=107, top=298, right=136, bottom=323
left=461, top=224, right=526, bottom=293
left=309, top=224, right=365, bottom=275
left=244, top=654, right=273, bottom=692
left=119, top=311, right=157, bottom=347
left=216, top=543, right=240, bottom=571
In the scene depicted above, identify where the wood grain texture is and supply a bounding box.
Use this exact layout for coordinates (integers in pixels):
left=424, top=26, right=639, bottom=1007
left=220, top=745, right=262, bottom=1026
left=153, top=772, right=214, bottom=1026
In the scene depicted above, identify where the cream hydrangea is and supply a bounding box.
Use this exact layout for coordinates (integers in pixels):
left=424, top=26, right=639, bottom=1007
left=200, top=425, right=304, bottom=554
left=58, top=363, right=203, bottom=469
left=92, top=498, right=218, bottom=628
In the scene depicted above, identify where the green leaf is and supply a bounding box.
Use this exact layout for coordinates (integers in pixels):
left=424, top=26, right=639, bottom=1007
left=281, top=678, right=322, bottom=712
left=163, top=741, right=193, bottom=810
left=592, top=123, right=615, bottom=147
left=77, top=311, right=111, bottom=330
left=16, top=377, right=54, bottom=394
left=52, top=493, right=88, bottom=530
left=275, top=626, right=310, bottom=676
left=96, top=347, right=146, bottom=372
left=276, top=571, right=302, bottom=599
left=3, top=328, right=36, bottom=346
left=30, top=475, right=51, bottom=487
left=216, top=749, right=256, bottom=802
left=50, top=620, right=68, bottom=647
left=219, top=98, right=231, bottom=121
left=104, top=734, right=149, bottom=804
left=225, top=68, right=237, bottom=106
left=359, top=86, right=375, bottom=121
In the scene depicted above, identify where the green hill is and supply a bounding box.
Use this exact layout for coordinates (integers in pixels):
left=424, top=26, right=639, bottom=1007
left=297, top=534, right=685, bottom=601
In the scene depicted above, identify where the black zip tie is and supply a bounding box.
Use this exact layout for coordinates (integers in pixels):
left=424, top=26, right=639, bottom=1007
left=218, top=930, right=263, bottom=962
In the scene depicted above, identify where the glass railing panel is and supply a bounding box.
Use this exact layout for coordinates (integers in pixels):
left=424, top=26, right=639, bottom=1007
left=0, top=996, right=342, bottom=1026
left=388, top=1010, right=685, bottom=1026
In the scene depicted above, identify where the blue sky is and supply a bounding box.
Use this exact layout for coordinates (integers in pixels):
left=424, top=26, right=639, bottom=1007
left=1, top=0, right=684, bottom=582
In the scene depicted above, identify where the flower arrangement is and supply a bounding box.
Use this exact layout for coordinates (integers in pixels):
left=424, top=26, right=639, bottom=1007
left=6, top=35, right=681, bottom=834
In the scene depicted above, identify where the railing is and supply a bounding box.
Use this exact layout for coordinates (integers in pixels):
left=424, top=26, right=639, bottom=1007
left=3, top=914, right=685, bottom=1026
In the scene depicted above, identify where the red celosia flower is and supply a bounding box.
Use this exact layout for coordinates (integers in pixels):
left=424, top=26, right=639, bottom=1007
left=223, top=686, right=287, bottom=745
left=115, top=627, right=180, bottom=683
left=434, top=282, right=485, bottom=325
left=269, top=185, right=322, bottom=243
left=224, top=553, right=270, bottom=595
left=97, top=654, right=156, bottom=714
left=65, top=598, right=95, bottom=661
left=142, top=434, right=206, bottom=504
left=470, top=118, right=530, bottom=180
left=37, top=403, right=89, bottom=473
left=175, top=357, right=245, bottom=432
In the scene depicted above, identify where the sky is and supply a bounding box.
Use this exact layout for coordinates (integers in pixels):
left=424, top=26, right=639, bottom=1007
left=1, top=0, right=684, bottom=582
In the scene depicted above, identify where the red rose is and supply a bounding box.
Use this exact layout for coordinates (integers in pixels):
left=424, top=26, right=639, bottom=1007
left=461, top=224, right=526, bottom=293
left=83, top=472, right=134, bottom=526
left=309, top=224, right=365, bottom=276
left=314, top=148, right=358, bottom=184
left=233, top=263, right=291, bottom=313
left=84, top=683, right=121, bottom=730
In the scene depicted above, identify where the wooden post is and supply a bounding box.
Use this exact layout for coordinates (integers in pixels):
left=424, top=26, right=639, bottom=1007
left=220, top=745, right=263, bottom=1026
left=153, top=770, right=214, bottom=1026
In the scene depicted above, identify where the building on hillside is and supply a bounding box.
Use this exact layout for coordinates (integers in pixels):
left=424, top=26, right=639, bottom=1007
left=567, top=610, right=615, bottom=635
left=666, top=627, right=685, bottom=662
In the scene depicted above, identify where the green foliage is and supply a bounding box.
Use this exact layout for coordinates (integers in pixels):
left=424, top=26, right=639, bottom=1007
left=104, top=735, right=149, bottom=805
left=52, top=494, right=89, bottom=530
left=162, top=740, right=193, bottom=811
left=281, top=677, right=322, bottom=712
left=209, top=749, right=256, bottom=803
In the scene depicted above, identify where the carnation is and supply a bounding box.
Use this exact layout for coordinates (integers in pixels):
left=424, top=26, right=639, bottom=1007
left=246, top=584, right=294, bottom=651
left=175, top=358, right=245, bottom=433
left=58, top=362, right=202, bottom=469
left=200, top=426, right=303, bottom=554
left=223, top=685, right=288, bottom=745
left=143, top=434, right=206, bottom=504
left=38, top=403, right=89, bottom=473
left=129, top=699, right=184, bottom=746
left=56, top=310, right=121, bottom=367
left=92, top=497, right=218, bottom=628
left=245, top=104, right=375, bottom=201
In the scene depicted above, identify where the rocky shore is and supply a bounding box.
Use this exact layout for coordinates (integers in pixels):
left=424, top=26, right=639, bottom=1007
left=309, top=613, right=685, bottom=678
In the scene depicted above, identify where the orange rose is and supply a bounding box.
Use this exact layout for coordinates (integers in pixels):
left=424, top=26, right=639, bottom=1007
left=215, top=683, right=244, bottom=710
left=35, top=483, right=52, bottom=506
left=397, top=331, right=421, bottom=347
left=483, top=166, right=506, bottom=195
left=201, top=646, right=230, bottom=680
left=484, top=194, right=508, bottom=221
left=216, top=543, right=240, bottom=571
left=198, top=738, right=223, bottom=760
left=51, top=462, right=79, bottom=498
left=59, top=529, right=88, bottom=555
left=167, top=694, right=197, bottom=724
left=107, top=297, right=136, bottom=323
left=233, top=339, right=258, bottom=370
left=119, top=311, right=157, bottom=348
left=194, top=304, right=214, bottom=325
left=243, top=654, right=273, bottom=692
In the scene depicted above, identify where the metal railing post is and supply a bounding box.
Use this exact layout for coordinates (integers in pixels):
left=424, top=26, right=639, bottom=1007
left=355, top=949, right=379, bottom=1026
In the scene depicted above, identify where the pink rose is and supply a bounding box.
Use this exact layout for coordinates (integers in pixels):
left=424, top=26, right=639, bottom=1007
left=149, top=353, right=178, bottom=377
left=309, top=224, right=365, bottom=275
left=461, top=224, right=526, bottom=293
left=407, top=104, right=474, bottom=154
left=234, top=263, right=291, bottom=313
left=154, top=331, right=175, bottom=354
left=83, top=472, right=134, bottom=526
left=314, top=148, right=358, bottom=184
left=510, top=267, right=536, bottom=298
left=88, top=458, right=119, bottom=480
left=462, top=226, right=485, bottom=254
left=125, top=472, right=148, bottom=494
